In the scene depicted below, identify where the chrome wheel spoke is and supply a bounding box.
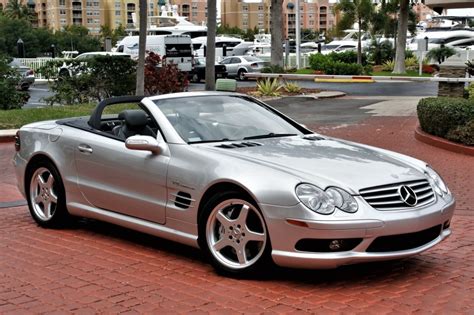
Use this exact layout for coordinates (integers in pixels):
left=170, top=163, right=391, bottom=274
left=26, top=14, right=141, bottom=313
left=213, top=237, right=232, bottom=251
left=245, top=230, right=265, bottom=243
left=45, top=174, right=54, bottom=190
left=43, top=199, right=52, bottom=218
left=37, top=173, right=46, bottom=186
left=216, top=211, right=232, bottom=228
left=50, top=191, right=58, bottom=204
left=34, top=194, right=43, bottom=204
left=237, top=205, right=249, bottom=225
left=236, top=245, right=247, bottom=264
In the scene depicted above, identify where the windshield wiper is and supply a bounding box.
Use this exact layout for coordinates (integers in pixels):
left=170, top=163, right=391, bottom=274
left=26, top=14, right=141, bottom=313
left=243, top=133, right=297, bottom=140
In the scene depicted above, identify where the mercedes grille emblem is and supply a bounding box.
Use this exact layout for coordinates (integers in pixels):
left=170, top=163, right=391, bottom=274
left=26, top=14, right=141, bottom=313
left=398, top=185, right=418, bottom=207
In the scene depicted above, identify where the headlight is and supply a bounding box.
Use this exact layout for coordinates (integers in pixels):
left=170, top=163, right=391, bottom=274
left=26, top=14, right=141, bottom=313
left=296, top=184, right=358, bottom=215
left=426, top=166, right=450, bottom=196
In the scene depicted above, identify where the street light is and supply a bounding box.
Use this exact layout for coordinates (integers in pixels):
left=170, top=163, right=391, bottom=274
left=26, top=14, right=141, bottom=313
left=17, top=38, right=25, bottom=58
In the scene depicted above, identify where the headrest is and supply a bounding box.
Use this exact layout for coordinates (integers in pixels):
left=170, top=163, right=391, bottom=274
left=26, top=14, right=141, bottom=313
left=119, top=110, right=148, bottom=127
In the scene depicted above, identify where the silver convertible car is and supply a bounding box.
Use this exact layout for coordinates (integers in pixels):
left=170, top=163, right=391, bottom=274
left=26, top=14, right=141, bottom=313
left=13, top=92, right=455, bottom=275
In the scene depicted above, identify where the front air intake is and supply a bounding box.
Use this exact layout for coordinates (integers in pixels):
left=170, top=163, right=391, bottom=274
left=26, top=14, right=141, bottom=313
left=215, top=142, right=262, bottom=149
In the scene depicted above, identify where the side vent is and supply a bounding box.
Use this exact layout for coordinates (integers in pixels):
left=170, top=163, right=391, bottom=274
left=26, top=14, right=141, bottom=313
left=215, top=142, right=262, bottom=149
left=173, top=191, right=194, bottom=209
left=303, top=135, right=325, bottom=141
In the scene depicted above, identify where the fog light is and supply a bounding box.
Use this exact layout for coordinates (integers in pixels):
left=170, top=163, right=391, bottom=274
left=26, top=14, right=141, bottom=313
left=329, top=239, right=343, bottom=251
left=443, top=220, right=451, bottom=230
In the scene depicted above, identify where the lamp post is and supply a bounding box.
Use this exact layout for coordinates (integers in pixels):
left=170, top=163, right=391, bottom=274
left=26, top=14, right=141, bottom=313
left=17, top=38, right=25, bottom=58
left=295, top=0, right=301, bottom=69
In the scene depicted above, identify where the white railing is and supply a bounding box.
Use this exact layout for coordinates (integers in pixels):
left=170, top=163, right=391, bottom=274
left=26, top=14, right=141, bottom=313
left=13, top=57, right=66, bottom=80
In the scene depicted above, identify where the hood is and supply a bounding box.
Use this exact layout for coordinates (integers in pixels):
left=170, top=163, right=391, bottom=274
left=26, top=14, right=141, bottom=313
left=202, top=136, right=426, bottom=194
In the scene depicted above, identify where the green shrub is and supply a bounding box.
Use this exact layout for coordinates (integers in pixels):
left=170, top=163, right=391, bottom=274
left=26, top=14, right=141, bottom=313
left=405, top=56, right=419, bottom=70
left=0, top=55, right=29, bottom=110
left=283, top=81, right=301, bottom=93
left=308, top=53, right=368, bottom=75
left=40, top=55, right=136, bottom=105
left=261, top=64, right=285, bottom=73
left=446, top=119, right=474, bottom=146
left=256, top=78, right=282, bottom=96
left=327, top=51, right=363, bottom=64
left=381, top=60, right=395, bottom=71
left=417, top=97, right=474, bottom=145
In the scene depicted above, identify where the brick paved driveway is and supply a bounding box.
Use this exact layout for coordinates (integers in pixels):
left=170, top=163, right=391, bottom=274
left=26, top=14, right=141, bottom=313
left=0, top=112, right=473, bottom=313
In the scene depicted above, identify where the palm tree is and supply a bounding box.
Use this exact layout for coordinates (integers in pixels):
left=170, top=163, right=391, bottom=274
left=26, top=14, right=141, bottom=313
left=392, top=0, right=409, bottom=74
left=205, top=0, right=217, bottom=91
left=270, top=0, right=284, bottom=67
left=335, top=0, right=373, bottom=65
left=4, top=0, right=34, bottom=21
left=135, top=0, right=147, bottom=95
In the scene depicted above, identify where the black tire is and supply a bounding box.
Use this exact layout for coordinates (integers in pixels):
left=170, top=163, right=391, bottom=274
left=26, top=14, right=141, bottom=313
left=237, top=69, right=247, bottom=81
left=20, top=83, right=30, bottom=91
left=58, top=69, right=70, bottom=79
left=25, top=160, right=71, bottom=228
left=191, top=73, right=201, bottom=83
left=198, top=190, right=272, bottom=277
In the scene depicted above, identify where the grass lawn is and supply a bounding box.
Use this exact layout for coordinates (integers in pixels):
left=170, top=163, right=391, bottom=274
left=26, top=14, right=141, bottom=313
left=293, top=68, right=315, bottom=75
left=0, top=103, right=135, bottom=129
left=372, top=71, right=432, bottom=77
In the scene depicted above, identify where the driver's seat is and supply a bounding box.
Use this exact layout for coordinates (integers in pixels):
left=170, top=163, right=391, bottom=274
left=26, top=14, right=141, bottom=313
left=113, top=110, right=156, bottom=140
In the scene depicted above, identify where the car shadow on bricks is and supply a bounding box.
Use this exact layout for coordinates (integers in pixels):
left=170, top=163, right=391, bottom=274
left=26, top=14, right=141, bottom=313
left=67, top=217, right=437, bottom=284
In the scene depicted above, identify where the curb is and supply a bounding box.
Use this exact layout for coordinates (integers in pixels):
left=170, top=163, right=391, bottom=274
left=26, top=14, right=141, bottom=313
left=0, top=130, right=17, bottom=143
left=414, top=127, right=474, bottom=156
left=315, top=78, right=375, bottom=83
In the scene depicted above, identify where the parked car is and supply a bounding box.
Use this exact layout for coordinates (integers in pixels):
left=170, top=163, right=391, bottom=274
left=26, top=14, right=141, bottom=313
left=189, top=57, right=227, bottom=83
left=219, top=56, right=268, bottom=80
left=58, top=52, right=131, bottom=77
left=13, top=92, right=455, bottom=276
left=9, top=60, right=35, bottom=91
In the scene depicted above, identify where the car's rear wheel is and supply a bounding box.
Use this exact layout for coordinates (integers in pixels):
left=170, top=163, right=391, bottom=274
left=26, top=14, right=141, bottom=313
left=237, top=69, right=247, bottom=81
left=26, top=161, right=70, bottom=228
left=191, top=73, right=201, bottom=83
left=199, top=191, right=271, bottom=276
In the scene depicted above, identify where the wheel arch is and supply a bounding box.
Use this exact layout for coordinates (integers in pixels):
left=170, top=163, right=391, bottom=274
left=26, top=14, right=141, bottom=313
left=24, top=153, right=61, bottom=193
left=197, top=180, right=259, bottom=223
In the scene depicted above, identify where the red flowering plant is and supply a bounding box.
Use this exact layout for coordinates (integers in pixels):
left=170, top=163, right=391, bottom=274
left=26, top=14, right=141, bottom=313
left=144, top=51, right=189, bottom=95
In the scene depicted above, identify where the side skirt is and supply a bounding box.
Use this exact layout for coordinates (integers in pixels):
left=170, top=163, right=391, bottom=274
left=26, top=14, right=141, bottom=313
left=67, top=202, right=199, bottom=248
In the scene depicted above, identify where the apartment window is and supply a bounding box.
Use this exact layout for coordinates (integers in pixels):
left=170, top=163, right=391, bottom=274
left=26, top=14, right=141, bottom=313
left=60, top=9, right=66, bottom=15
left=87, top=18, right=93, bottom=23
left=258, top=13, right=264, bottom=19
left=115, top=10, right=121, bottom=16
left=192, top=11, right=197, bottom=16
left=59, top=0, right=65, bottom=6
left=115, top=2, right=121, bottom=9
left=60, top=18, right=66, bottom=24
left=86, top=1, right=93, bottom=6
left=258, top=5, right=263, bottom=11
left=243, top=5, right=248, bottom=12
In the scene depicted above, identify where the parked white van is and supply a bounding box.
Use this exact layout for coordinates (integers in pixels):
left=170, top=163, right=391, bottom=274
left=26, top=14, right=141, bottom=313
left=116, top=35, right=193, bottom=72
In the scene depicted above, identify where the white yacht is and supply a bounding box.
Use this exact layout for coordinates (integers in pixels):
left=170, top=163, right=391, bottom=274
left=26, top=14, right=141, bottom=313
left=126, top=4, right=207, bottom=39
left=408, top=16, right=474, bottom=51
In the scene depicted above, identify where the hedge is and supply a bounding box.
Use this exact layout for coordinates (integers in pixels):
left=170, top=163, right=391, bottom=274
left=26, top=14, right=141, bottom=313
left=417, top=97, right=474, bottom=146
left=308, top=51, right=371, bottom=75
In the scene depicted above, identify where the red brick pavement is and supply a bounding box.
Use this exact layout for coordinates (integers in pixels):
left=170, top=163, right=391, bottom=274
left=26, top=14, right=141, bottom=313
left=0, top=115, right=473, bottom=313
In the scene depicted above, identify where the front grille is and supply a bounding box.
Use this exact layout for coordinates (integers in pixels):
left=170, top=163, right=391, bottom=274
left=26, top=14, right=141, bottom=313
left=215, top=142, right=262, bottom=149
left=366, top=225, right=442, bottom=252
left=359, top=179, right=435, bottom=210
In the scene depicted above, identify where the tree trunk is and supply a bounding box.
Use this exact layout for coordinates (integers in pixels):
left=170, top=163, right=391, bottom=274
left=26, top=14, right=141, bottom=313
left=392, top=0, right=409, bottom=74
left=205, top=0, right=217, bottom=91
left=357, top=17, right=362, bottom=65
left=270, top=0, right=283, bottom=67
left=135, top=0, right=147, bottom=95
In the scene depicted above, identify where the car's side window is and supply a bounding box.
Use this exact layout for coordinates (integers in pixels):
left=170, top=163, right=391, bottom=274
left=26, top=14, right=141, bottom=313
left=231, top=58, right=240, bottom=64
left=99, top=103, right=160, bottom=141
left=220, top=58, right=231, bottom=65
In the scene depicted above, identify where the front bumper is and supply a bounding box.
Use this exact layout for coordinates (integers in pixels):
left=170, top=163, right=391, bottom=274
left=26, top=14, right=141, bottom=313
left=260, top=196, right=455, bottom=269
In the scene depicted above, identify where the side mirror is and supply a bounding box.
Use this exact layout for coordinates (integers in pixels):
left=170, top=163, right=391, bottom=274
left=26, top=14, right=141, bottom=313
left=125, top=135, right=162, bottom=154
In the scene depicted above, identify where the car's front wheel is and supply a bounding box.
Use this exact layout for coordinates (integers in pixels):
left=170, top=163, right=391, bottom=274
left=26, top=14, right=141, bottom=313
left=199, top=191, right=271, bottom=276
left=237, top=69, right=247, bottom=81
left=26, top=161, right=71, bottom=228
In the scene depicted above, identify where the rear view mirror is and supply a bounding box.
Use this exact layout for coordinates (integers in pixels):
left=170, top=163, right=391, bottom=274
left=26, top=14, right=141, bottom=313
left=125, top=135, right=162, bottom=154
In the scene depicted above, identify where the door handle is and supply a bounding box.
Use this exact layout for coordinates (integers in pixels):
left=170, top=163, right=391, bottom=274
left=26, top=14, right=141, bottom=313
left=78, top=144, right=93, bottom=154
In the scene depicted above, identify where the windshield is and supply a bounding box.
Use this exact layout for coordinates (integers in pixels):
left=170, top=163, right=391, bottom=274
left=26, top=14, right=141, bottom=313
left=154, top=95, right=303, bottom=143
